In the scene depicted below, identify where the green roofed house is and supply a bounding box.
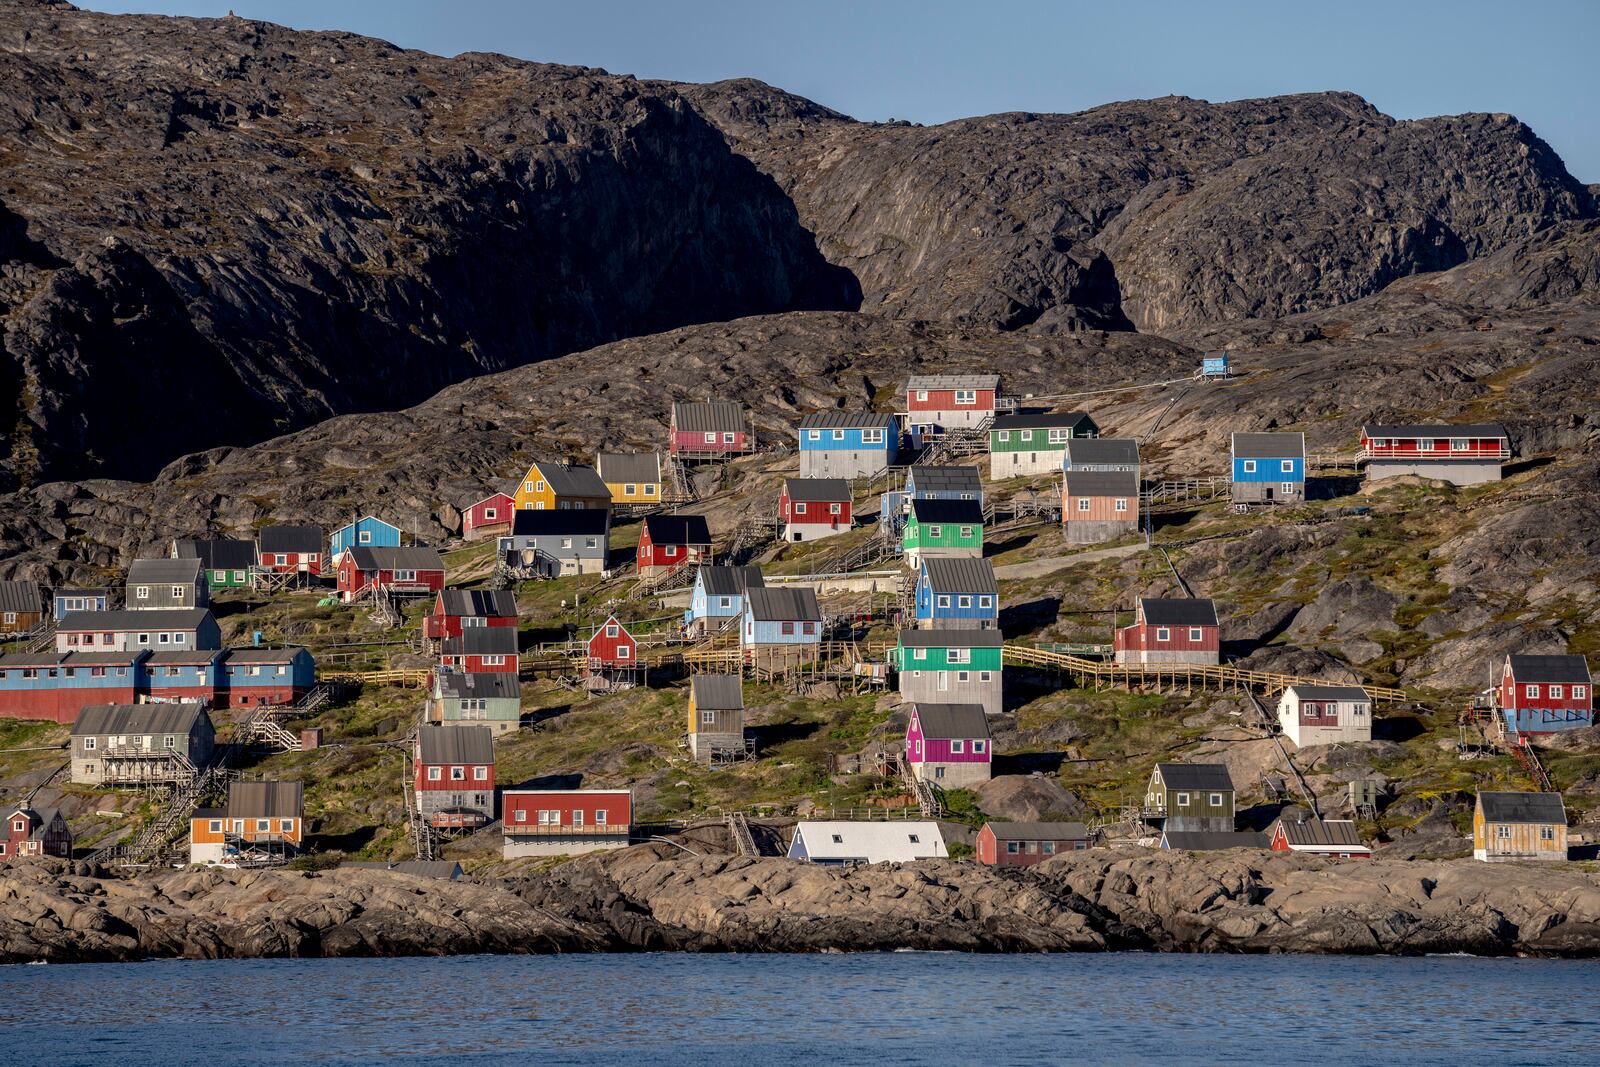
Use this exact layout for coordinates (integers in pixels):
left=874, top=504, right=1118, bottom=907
left=903, top=498, right=984, bottom=569
left=173, top=538, right=257, bottom=589
left=893, top=629, right=1003, bottom=715
left=989, top=412, right=1098, bottom=478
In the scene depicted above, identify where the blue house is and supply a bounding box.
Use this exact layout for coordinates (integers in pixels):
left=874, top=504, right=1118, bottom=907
left=683, top=565, right=765, bottom=638
left=329, top=516, right=402, bottom=562
left=914, top=557, right=998, bottom=631
left=797, top=412, right=899, bottom=480
left=1230, top=432, right=1305, bottom=505
left=52, top=589, right=110, bottom=622
left=741, top=587, right=822, bottom=666
left=143, top=650, right=224, bottom=702
left=880, top=464, right=985, bottom=529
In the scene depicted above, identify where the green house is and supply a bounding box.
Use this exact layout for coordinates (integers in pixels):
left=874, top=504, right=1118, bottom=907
left=172, top=538, right=257, bottom=588
left=903, top=498, right=984, bottom=568
left=989, top=412, right=1097, bottom=478
left=893, top=628, right=1003, bottom=715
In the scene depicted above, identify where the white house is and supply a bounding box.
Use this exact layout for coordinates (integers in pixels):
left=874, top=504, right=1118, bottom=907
left=1277, top=685, right=1372, bottom=746
left=786, top=820, right=948, bottom=865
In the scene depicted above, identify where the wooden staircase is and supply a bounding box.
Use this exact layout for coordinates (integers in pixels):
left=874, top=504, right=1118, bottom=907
left=725, top=811, right=760, bottom=857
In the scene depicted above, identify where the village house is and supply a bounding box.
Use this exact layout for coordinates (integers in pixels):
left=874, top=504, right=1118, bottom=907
left=0, top=579, right=43, bottom=637
left=56, top=608, right=221, bottom=653
left=142, top=649, right=224, bottom=706
left=414, top=725, right=495, bottom=830
left=669, top=399, right=750, bottom=457
left=172, top=538, right=256, bottom=589
left=976, top=821, right=1090, bottom=867
left=329, top=515, right=402, bottom=563
left=256, top=525, right=323, bottom=579
left=1158, top=829, right=1269, bottom=851
left=0, top=646, right=313, bottom=721
left=796, top=412, right=899, bottom=479
left=905, top=702, right=992, bottom=788
left=428, top=670, right=522, bottom=734
left=903, top=374, right=999, bottom=446
left=683, top=565, right=764, bottom=638
left=461, top=492, right=516, bottom=541
left=1114, top=598, right=1220, bottom=666
left=1276, top=685, right=1373, bottom=746
left=440, top=627, right=520, bottom=674
left=1267, top=817, right=1372, bottom=859
left=70, top=702, right=215, bottom=786
left=586, top=614, right=641, bottom=690
left=1499, top=653, right=1593, bottom=735
left=913, top=557, right=998, bottom=630
left=336, top=545, right=446, bottom=602
left=1361, top=423, right=1511, bottom=485
left=0, top=650, right=146, bottom=722
left=741, top=587, right=824, bottom=666
left=1231, top=431, right=1306, bottom=505
left=512, top=458, right=612, bottom=513
left=779, top=477, right=853, bottom=542
left=894, top=629, right=1003, bottom=716
left=218, top=647, right=317, bottom=707
left=125, top=557, right=210, bottom=612
left=189, top=780, right=305, bottom=867
left=52, top=588, right=109, bottom=621
left=501, top=788, right=632, bottom=857
left=1, top=805, right=73, bottom=860
left=881, top=464, right=984, bottom=529
left=637, top=513, right=713, bottom=578
left=686, top=673, right=746, bottom=763
left=1062, top=437, right=1140, bottom=473
left=989, top=411, right=1097, bottom=478
left=424, top=589, right=519, bottom=642
left=787, top=820, right=949, bottom=864
left=1062, top=468, right=1140, bottom=544
left=902, top=497, right=984, bottom=568
left=1473, top=791, right=1568, bottom=863
left=498, top=509, right=610, bottom=576
left=596, top=452, right=665, bottom=506
left=1144, top=763, right=1236, bottom=833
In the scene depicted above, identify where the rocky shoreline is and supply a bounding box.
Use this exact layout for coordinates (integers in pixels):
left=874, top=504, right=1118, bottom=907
left=6, top=846, right=1600, bottom=964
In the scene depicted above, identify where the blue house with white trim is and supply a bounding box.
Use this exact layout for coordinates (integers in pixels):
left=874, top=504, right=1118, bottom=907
left=880, top=464, right=985, bottom=531
left=683, top=565, right=765, bottom=638
left=797, top=412, right=899, bottom=479
left=329, top=516, right=402, bottom=562
left=1230, top=432, right=1305, bottom=505
left=914, top=557, right=999, bottom=630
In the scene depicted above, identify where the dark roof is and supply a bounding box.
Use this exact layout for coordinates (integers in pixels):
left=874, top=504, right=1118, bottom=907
left=437, top=589, right=518, bottom=619
left=0, top=651, right=148, bottom=669
left=418, top=725, right=495, bottom=765
left=435, top=671, right=521, bottom=700
left=1231, top=431, right=1306, bottom=459
left=797, top=411, right=898, bottom=430
left=72, top=702, right=209, bottom=737
left=642, top=513, right=712, bottom=546
left=529, top=460, right=610, bottom=499
left=127, top=558, right=203, bottom=584
left=228, top=780, right=303, bottom=820
left=911, top=703, right=991, bottom=740
left=690, top=674, right=744, bottom=711
left=1275, top=818, right=1364, bottom=848
left=1285, top=685, right=1371, bottom=702
left=348, top=546, right=445, bottom=573
left=1477, top=791, right=1567, bottom=825
left=508, top=509, right=610, bottom=536
left=191, top=806, right=225, bottom=821
left=672, top=400, right=745, bottom=433
left=990, top=411, right=1094, bottom=432
left=442, top=628, right=520, bottom=656
left=57, top=608, right=213, bottom=631
left=699, top=566, right=764, bottom=596
left=174, top=539, right=257, bottom=570
left=898, top=628, right=1003, bottom=649
left=1063, top=438, right=1140, bottom=467
left=1154, top=763, right=1234, bottom=791
left=1363, top=423, right=1509, bottom=440
left=1140, top=598, right=1219, bottom=627
left=744, top=586, right=821, bottom=623
left=1064, top=469, right=1139, bottom=496
left=222, top=647, right=312, bottom=664
left=344, top=860, right=463, bottom=880
left=144, top=650, right=224, bottom=665
left=985, top=821, right=1090, bottom=841
left=1507, top=654, right=1591, bottom=685
left=258, top=525, right=322, bottom=554
left=909, top=498, right=984, bottom=525
left=784, top=478, right=851, bottom=503
left=906, top=466, right=983, bottom=494
left=920, top=557, right=997, bottom=594
left=1162, top=831, right=1268, bottom=851
left=595, top=452, right=661, bottom=484
left=0, top=580, right=42, bottom=614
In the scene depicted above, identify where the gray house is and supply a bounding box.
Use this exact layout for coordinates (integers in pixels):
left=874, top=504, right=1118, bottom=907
left=70, top=702, right=215, bottom=786
left=55, top=608, right=221, bottom=653
left=498, top=509, right=610, bottom=576
left=687, top=673, right=746, bottom=763
left=429, top=670, right=522, bottom=734
left=125, top=558, right=210, bottom=612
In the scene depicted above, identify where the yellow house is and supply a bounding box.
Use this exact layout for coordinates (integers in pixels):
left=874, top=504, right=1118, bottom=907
left=597, top=452, right=664, bottom=507
left=1472, top=791, right=1568, bottom=862
left=512, top=459, right=612, bottom=512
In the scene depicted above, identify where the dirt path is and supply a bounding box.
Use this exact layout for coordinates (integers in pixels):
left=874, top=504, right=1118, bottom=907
left=993, top=542, right=1146, bottom=579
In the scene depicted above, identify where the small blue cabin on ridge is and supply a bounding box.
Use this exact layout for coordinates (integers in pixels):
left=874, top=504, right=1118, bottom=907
left=880, top=465, right=985, bottom=529
left=683, top=565, right=765, bottom=638
left=913, top=557, right=999, bottom=631
left=330, top=516, right=402, bottom=562
left=1230, top=432, right=1305, bottom=506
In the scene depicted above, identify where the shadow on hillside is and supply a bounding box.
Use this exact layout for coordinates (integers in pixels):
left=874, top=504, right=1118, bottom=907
left=1311, top=475, right=1363, bottom=500
left=993, top=751, right=1069, bottom=776
left=749, top=720, right=821, bottom=752
left=517, top=772, right=584, bottom=791
left=1000, top=599, right=1060, bottom=635
left=1374, top=715, right=1426, bottom=742
left=523, top=704, right=571, bottom=729
left=1503, top=456, right=1553, bottom=478
left=984, top=534, right=1036, bottom=558
left=308, top=827, right=381, bottom=853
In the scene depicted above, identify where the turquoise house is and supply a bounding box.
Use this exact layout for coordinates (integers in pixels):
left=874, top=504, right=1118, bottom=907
left=329, top=516, right=402, bottom=562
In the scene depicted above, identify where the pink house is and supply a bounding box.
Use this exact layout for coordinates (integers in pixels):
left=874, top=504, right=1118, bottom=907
left=905, top=703, right=992, bottom=788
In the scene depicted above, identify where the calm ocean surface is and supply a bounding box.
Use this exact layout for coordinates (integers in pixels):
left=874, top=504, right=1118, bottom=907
left=4, top=952, right=1596, bottom=1065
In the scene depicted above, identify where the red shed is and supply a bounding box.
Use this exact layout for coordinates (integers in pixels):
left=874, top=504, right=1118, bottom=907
left=462, top=493, right=516, bottom=541
left=336, top=546, right=446, bottom=602
left=636, top=514, right=712, bottom=578
left=424, top=589, right=519, bottom=641
left=587, top=614, right=638, bottom=670
left=976, top=821, right=1090, bottom=867
left=1113, top=597, right=1220, bottom=666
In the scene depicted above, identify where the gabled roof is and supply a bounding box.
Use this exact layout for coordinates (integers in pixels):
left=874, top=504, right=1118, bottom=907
left=1274, top=818, right=1364, bottom=848
left=527, top=460, right=610, bottom=498
left=1139, top=598, right=1218, bottom=627
left=1153, top=762, right=1234, bottom=791
left=1064, top=469, right=1139, bottom=496
left=173, top=539, right=257, bottom=571
left=418, top=725, right=495, bottom=765
left=642, top=513, right=712, bottom=546
left=1161, top=830, right=1267, bottom=851
left=797, top=411, right=898, bottom=430
left=508, top=509, right=610, bottom=537
left=920, top=557, right=997, bottom=595
left=332, top=515, right=400, bottom=537
left=57, top=608, right=214, bottom=631
left=1063, top=438, right=1140, bottom=467
left=1284, top=685, right=1372, bottom=702
left=257, top=525, right=322, bottom=554
left=347, top=546, right=445, bottom=573
left=672, top=400, right=745, bottom=433
left=437, top=589, right=518, bottom=619
left=1477, top=791, right=1567, bottom=825
left=228, top=780, right=303, bottom=820
left=1231, top=431, right=1306, bottom=460
left=344, top=859, right=463, bottom=880
left=0, top=579, right=41, bottom=614
left=127, top=558, right=203, bottom=585
left=985, top=821, right=1090, bottom=841
left=990, top=411, right=1094, bottom=431
left=53, top=588, right=109, bottom=599
left=792, top=820, right=949, bottom=862
left=699, top=566, right=764, bottom=596
left=906, top=374, right=1000, bottom=391
left=911, top=703, right=991, bottom=741
left=690, top=674, right=744, bottom=711
left=898, top=628, right=1003, bottom=649
left=435, top=671, right=521, bottom=700
left=71, top=702, right=209, bottom=737
left=1363, top=423, right=1509, bottom=440
left=909, top=498, right=984, bottom=525
left=1506, top=654, right=1591, bottom=685
left=595, top=452, right=662, bottom=484
left=744, top=586, right=821, bottom=623
left=905, top=465, right=983, bottom=494
left=784, top=478, right=851, bottom=503
left=442, top=628, right=520, bottom=656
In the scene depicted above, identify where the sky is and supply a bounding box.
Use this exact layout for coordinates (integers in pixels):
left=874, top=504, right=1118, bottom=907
left=88, top=0, right=1600, bottom=181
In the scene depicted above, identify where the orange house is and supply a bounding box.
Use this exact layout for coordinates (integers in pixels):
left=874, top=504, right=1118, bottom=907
left=189, top=780, right=305, bottom=867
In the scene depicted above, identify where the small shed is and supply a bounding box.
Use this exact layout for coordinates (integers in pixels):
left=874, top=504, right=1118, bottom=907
left=976, top=821, right=1090, bottom=867
left=1473, top=791, right=1567, bottom=863
left=787, top=820, right=948, bottom=865
left=687, top=674, right=746, bottom=763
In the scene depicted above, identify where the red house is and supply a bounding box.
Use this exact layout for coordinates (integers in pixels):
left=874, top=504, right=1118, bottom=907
left=257, top=525, right=324, bottom=578
left=2, top=804, right=72, bottom=860
left=462, top=492, right=516, bottom=541
left=1359, top=423, right=1511, bottom=485
left=439, top=627, right=519, bottom=674
left=501, top=788, right=632, bottom=857
left=780, top=478, right=852, bottom=542
left=1499, top=653, right=1593, bottom=735
left=424, top=589, right=519, bottom=642
left=904, top=374, right=1000, bottom=445
left=669, top=400, right=750, bottom=457
left=1113, top=597, right=1220, bottom=666
left=414, top=725, right=495, bottom=829
left=1268, top=817, right=1371, bottom=859
left=587, top=614, right=638, bottom=670
left=336, top=546, right=446, bottom=602
left=636, top=514, right=712, bottom=579
left=976, top=821, right=1090, bottom=867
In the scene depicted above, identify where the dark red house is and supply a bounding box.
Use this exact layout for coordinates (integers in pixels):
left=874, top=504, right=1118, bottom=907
left=779, top=478, right=853, bottom=542
left=976, top=821, right=1089, bottom=867
left=336, top=546, right=446, bottom=602
left=669, top=400, right=750, bottom=457
left=587, top=614, right=638, bottom=670
left=3, top=804, right=72, bottom=859
left=424, top=589, right=519, bottom=642
left=257, top=525, right=324, bottom=578
left=414, top=725, right=495, bottom=830
left=1113, top=597, right=1220, bottom=667
left=1499, top=653, right=1593, bottom=735
left=636, top=514, right=712, bottom=579
left=439, top=627, right=520, bottom=674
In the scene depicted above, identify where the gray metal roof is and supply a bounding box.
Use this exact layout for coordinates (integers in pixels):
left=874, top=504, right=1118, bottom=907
left=906, top=374, right=1000, bottom=391
left=435, top=671, right=521, bottom=700
left=221, top=647, right=312, bottom=664
left=1064, top=469, right=1139, bottom=496
left=1477, top=791, right=1567, bottom=825
left=985, top=821, right=1090, bottom=841
left=911, top=703, right=991, bottom=740
left=1284, top=685, right=1371, bottom=702
left=1507, top=654, right=1591, bottom=685
left=418, top=725, right=495, bottom=765
left=508, top=509, right=610, bottom=536
left=437, top=589, right=519, bottom=618
left=690, top=674, right=744, bottom=711
left=173, top=539, right=257, bottom=570
left=797, top=411, right=898, bottom=430
left=57, top=608, right=213, bottom=631
left=144, top=650, right=224, bottom=665
left=347, top=546, right=445, bottom=573
left=442, top=628, right=519, bottom=656
left=1140, top=598, right=1218, bottom=627
left=72, top=702, right=209, bottom=737
left=127, top=558, right=203, bottom=585
left=0, top=580, right=41, bottom=614
left=672, top=400, right=745, bottom=433
left=0, top=651, right=148, bottom=668
left=530, top=460, right=610, bottom=499
left=699, top=566, right=764, bottom=596
left=990, top=411, right=1094, bottom=432
left=784, top=478, right=851, bottom=503
left=1154, top=763, right=1234, bottom=791
left=909, top=498, right=984, bottom=524
left=906, top=465, right=983, bottom=493
left=1063, top=438, right=1140, bottom=467
left=228, top=780, right=303, bottom=820
left=1363, top=423, right=1509, bottom=440
left=1161, top=831, right=1267, bottom=850
left=898, top=628, right=1003, bottom=649
left=1231, top=431, right=1306, bottom=459
left=53, top=588, right=109, bottom=598
left=920, top=557, right=997, bottom=595
left=1275, top=818, right=1364, bottom=848
left=595, top=452, right=661, bottom=485
left=257, top=525, right=322, bottom=553
left=343, top=859, right=463, bottom=880
left=744, top=586, right=821, bottom=623
left=642, top=513, right=712, bottom=545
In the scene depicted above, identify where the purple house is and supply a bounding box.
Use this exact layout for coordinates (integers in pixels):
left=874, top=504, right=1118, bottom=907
left=905, top=703, right=992, bottom=788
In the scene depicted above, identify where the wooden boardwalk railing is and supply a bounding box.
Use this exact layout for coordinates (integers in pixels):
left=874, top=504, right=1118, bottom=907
left=322, top=667, right=431, bottom=688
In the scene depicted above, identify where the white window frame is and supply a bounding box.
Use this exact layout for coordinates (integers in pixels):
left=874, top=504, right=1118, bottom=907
left=1209, top=793, right=1223, bottom=807
left=1551, top=685, right=1564, bottom=699
left=1175, top=792, right=1190, bottom=806
left=950, top=740, right=964, bottom=753
left=936, top=595, right=951, bottom=608
left=1155, top=627, right=1170, bottom=642
left=1281, top=482, right=1296, bottom=495
left=428, top=767, right=442, bottom=781
left=1526, top=684, right=1539, bottom=699
left=862, top=429, right=884, bottom=444
left=1281, top=460, right=1294, bottom=473
left=1189, top=627, right=1203, bottom=642
left=832, top=429, right=845, bottom=441
left=1114, top=498, right=1128, bottom=512
left=1242, top=460, right=1256, bottom=473
left=955, top=389, right=976, bottom=405
left=1077, top=498, right=1091, bottom=512
left=996, top=430, right=1009, bottom=442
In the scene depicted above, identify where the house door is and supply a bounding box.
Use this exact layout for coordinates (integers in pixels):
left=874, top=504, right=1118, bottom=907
left=792, top=532, right=803, bottom=542
left=937, top=672, right=950, bottom=692
left=1264, top=486, right=1274, bottom=501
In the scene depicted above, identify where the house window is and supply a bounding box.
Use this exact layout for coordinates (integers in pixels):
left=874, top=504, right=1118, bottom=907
left=1242, top=460, right=1256, bottom=473
left=164, top=736, right=176, bottom=749
left=862, top=429, right=884, bottom=444
left=1006, top=841, right=1020, bottom=855
left=1450, top=438, right=1468, bottom=451
left=481, top=656, right=505, bottom=667
left=625, top=484, right=637, bottom=496
left=1019, top=430, right=1033, bottom=441
left=832, top=833, right=845, bottom=844
left=908, top=834, right=921, bottom=844
left=949, top=648, right=970, bottom=665
left=645, top=485, right=657, bottom=496
left=802, top=622, right=816, bottom=635
left=1048, top=429, right=1070, bottom=443
left=936, top=595, right=951, bottom=609
left=136, top=587, right=149, bottom=600
left=1525, top=685, right=1540, bottom=699
left=829, top=503, right=842, bottom=515
left=719, top=597, right=732, bottom=609
left=928, top=525, right=942, bottom=538
left=617, top=646, right=631, bottom=660
left=256, top=820, right=270, bottom=832
left=484, top=508, right=497, bottom=520
left=1156, top=627, right=1170, bottom=642
left=807, top=430, right=821, bottom=441
left=723, top=432, right=736, bottom=444
left=1209, top=793, right=1223, bottom=807
left=1077, top=498, right=1091, bottom=512
left=173, top=633, right=186, bottom=645
left=997, top=430, right=1010, bottom=442
left=359, top=530, right=372, bottom=544
left=934, top=767, right=946, bottom=779
left=1540, top=826, right=1555, bottom=841
left=1189, top=628, right=1203, bottom=642
left=701, top=709, right=716, bottom=725
left=514, top=809, right=528, bottom=823
left=955, top=390, right=976, bottom=405
left=572, top=810, right=585, bottom=828
left=915, top=390, right=928, bottom=402
left=606, top=623, right=619, bottom=638
left=394, top=570, right=417, bottom=582
left=428, top=767, right=441, bottom=780
left=209, top=819, right=222, bottom=832
left=972, top=740, right=986, bottom=753
left=832, top=430, right=845, bottom=441
left=1496, top=825, right=1511, bottom=839
left=451, top=767, right=465, bottom=781
left=960, top=527, right=973, bottom=539
left=535, top=480, right=546, bottom=493
left=1115, top=498, right=1128, bottom=512
left=1281, top=482, right=1296, bottom=495
left=1281, top=460, right=1294, bottom=473
left=951, top=740, right=964, bottom=753
left=1175, top=792, right=1190, bottom=806
left=958, top=596, right=972, bottom=608
left=782, top=622, right=795, bottom=635
left=913, top=648, right=927, bottom=661
left=795, top=502, right=807, bottom=515
left=1575, top=686, right=1588, bottom=700
left=280, top=820, right=293, bottom=833
left=596, top=811, right=608, bottom=825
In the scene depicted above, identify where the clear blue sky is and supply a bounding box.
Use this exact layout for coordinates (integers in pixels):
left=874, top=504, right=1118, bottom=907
left=89, top=0, right=1600, bottom=181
